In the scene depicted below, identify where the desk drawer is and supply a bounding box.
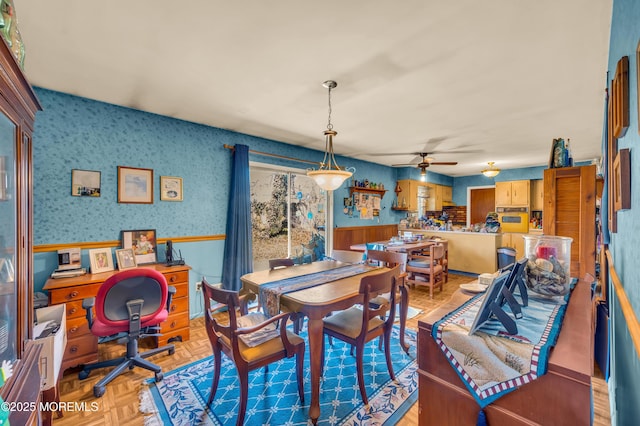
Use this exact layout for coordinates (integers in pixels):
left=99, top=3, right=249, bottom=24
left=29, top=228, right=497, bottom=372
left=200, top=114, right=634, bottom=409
left=161, top=311, right=189, bottom=333
left=49, top=283, right=102, bottom=305
left=65, top=335, right=98, bottom=360
left=64, top=300, right=89, bottom=320
left=66, top=316, right=91, bottom=339
left=168, top=296, right=189, bottom=316
left=164, top=271, right=189, bottom=286
left=171, top=282, right=189, bottom=299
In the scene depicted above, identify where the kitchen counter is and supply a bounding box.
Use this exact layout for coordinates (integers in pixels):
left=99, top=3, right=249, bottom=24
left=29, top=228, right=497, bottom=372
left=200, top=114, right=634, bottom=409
left=400, top=228, right=502, bottom=274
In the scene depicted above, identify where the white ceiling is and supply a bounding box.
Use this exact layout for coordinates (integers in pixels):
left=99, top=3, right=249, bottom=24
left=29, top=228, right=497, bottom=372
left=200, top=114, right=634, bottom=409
left=16, top=0, right=612, bottom=176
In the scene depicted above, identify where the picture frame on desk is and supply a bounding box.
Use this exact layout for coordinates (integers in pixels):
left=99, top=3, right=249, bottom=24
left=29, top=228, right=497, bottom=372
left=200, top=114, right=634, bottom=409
left=121, top=229, right=157, bottom=265
left=115, top=248, right=137, bottom=270
left=88, top=248, right=114, bottom=274
left=117, top=166, right=153, bottom=204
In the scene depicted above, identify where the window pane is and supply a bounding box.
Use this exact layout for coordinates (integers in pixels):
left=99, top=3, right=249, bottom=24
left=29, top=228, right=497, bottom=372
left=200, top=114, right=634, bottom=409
left=250, top=166, right=326, bottom=270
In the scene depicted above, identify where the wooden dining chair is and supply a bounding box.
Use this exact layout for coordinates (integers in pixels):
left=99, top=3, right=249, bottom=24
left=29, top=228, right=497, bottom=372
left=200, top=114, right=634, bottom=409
left=321, top=265, right=400, bottom=405
left=269, top=258, right=295, bottom=270
left=406, top=243, right=446, bottom=298
left=202, top=278, right=305, bottom=426
left=365, top=250, right=410, bottom=353
left=331, top=249, right=364, bottom=264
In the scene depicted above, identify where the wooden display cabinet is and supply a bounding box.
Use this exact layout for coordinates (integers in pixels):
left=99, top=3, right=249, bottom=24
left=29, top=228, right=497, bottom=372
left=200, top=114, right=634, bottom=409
left=0, top=33, right=44, bottom=425
left=543, top=165, right=596, bottom=278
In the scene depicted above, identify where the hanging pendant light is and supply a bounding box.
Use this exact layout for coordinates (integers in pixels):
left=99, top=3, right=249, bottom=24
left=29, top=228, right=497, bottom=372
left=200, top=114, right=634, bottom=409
left=307, top=80, right=352, bottom=191
left=481, top=162, right=501, bottom=177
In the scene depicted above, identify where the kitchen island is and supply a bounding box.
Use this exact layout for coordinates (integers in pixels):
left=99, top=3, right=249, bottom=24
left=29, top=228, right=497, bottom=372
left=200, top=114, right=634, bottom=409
left=399, top=229, right=502, bottom=274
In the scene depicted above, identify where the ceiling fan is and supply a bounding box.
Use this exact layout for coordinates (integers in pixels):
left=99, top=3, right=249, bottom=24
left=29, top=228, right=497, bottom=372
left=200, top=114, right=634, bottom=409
left=391, top=152, right=458, bottom=175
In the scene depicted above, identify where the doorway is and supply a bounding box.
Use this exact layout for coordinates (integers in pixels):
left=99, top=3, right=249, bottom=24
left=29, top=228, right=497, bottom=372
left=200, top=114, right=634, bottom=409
left=467, top=186, right=496, bottom=227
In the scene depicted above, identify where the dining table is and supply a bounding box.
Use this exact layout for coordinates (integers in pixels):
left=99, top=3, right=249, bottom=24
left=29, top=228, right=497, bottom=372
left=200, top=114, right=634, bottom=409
left=240, top=260, right=390, bottom=424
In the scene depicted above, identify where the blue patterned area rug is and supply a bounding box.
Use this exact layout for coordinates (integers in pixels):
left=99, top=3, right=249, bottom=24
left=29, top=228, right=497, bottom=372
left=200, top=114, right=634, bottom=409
left=140, top=326, right=417, bottom=425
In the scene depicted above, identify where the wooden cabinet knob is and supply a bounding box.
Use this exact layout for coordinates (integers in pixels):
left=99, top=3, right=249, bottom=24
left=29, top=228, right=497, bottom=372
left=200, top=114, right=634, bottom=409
left=70, top=346, right=78, bottom=353
left=69, top=307, right=77, bottom=315
left=69, top=326, right=78, bottom=334
left=169, top=275, right=176, bottom=282
left=170, top=305, right=176, bottom=312
left=170, top=321, right=176, bottom=328
left=67, top=291, right=78, bottom=299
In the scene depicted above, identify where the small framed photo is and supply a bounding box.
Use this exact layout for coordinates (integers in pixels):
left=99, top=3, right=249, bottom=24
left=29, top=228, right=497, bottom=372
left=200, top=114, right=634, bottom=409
left=160, top=176, right=183, bottom=201
left=115, top=248, right=137, bottom=270
left=71, top=169, right=101, bottom=197
left=88, top=248, right=114, bottom=274
left=121, top=229, right=157, bottom=265
left=118, top=166, right=153, bottom=204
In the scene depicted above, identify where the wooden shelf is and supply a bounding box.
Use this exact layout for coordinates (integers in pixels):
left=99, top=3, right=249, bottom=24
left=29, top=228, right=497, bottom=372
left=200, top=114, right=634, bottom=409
left=391, top=207, right=410, bottom=211
left=348, top=186, right=387, bottom=198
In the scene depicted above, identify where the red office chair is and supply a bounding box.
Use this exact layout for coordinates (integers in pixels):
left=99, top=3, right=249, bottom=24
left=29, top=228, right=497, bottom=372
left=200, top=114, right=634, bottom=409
left=79, top=268, right=176, bottom=397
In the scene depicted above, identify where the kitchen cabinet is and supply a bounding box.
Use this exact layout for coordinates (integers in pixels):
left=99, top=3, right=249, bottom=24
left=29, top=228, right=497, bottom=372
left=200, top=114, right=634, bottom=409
left=441, top=185, right=454, bottom=206
left=531, top=179, right=544, bottom=211
left=500, top=232, right=525, bottom=258
left=495, top=180, right=530, bottom=206
left=394, top=179, right=418, bottom=211
left=425, top=183, right=442, bottom=211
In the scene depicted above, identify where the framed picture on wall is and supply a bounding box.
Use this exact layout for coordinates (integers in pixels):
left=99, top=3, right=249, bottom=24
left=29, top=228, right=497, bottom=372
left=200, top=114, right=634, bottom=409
left=115, top=248, right=137, bottom=270
left=88, top=248, right=114, bottom=274
left=121, top=229, right=157, bottom=265
left=160, top=176, right=183, bottom=201
left=118, top=166, right=153, bottom=204
left=71, top=169, right=101, bottom=197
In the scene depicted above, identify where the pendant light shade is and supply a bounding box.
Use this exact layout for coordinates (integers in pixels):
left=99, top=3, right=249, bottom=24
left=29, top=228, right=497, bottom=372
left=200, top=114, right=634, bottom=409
left=307, top=80, right=352, bottom=191
left=481, top=162, right=501, bottom=178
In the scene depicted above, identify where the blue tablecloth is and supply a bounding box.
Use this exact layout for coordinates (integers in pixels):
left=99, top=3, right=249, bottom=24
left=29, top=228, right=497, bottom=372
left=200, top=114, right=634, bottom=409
left=432, top=281, right=575, bottom=408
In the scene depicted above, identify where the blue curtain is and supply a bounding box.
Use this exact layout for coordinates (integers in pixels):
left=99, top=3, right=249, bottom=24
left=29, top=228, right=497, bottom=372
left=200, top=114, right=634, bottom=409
left=221, top=144, right=253, bottom=290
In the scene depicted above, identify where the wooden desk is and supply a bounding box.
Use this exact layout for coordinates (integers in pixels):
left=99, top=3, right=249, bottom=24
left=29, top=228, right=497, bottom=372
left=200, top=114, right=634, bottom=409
left=43, top=264, right=191, bottom=372
left=417, top=279, right=594, bottom=425
left=241, top=261, right=388, bottom=424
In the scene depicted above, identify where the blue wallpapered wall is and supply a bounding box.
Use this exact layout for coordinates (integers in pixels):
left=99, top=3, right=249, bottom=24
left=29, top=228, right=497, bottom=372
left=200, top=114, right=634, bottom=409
left=31, top=88, right=419, bottom=311
left=606, top=0, right=640, bottom=423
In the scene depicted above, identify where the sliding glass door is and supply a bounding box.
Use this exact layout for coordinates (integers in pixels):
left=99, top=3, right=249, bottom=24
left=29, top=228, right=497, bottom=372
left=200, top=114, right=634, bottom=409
left=250, top=164, right=327, bottom=270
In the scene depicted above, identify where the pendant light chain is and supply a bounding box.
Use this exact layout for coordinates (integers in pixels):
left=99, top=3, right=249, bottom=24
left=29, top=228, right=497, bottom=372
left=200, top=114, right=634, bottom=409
left=326, top=84, right=333, bottom=131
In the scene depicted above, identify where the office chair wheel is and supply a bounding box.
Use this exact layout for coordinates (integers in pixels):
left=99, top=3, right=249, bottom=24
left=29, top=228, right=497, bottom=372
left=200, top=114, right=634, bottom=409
left=155, top=372, right=164, bottom=382
left=78, top=370, right=90, bottom=380
left=93, top=385, right=106, bottom=398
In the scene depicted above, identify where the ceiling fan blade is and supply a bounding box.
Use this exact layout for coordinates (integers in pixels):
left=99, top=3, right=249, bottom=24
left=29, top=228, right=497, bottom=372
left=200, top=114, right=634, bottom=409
left=391, top=163, right=417, bottom=167
left=429, top=161, right=458, bottom=165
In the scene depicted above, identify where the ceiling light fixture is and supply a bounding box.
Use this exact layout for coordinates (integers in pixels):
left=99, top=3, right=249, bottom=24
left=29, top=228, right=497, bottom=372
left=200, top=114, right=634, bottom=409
left=481, top=162, right=501, bottom=178
left=420, top=166, right=427, bottom=181
left=307, top=80, right=352, bottom=191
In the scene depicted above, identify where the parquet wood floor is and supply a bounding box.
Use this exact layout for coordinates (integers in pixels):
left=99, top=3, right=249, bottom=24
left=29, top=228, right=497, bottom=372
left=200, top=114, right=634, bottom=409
left=51, top=273, right=610, bottom=425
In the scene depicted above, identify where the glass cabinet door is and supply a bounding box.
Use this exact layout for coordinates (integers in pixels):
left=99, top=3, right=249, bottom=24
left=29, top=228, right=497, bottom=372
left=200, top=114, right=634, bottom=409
left=0, top=113, right=17, bottom=364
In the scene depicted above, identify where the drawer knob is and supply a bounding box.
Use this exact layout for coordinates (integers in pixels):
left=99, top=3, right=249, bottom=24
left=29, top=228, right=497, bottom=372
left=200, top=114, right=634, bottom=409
left=69, top=326, right=78, bottom=334
left=70, top=346, right=78, bottom=353
left=69, top=307, right=77, bottom=315
left=169, top=276, right=176, bottom=282
left=170, top=321, right=176, bottom=328
left=170, top=305, right=177, bottom=312
left=67, top=291, right=79, bottom=299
